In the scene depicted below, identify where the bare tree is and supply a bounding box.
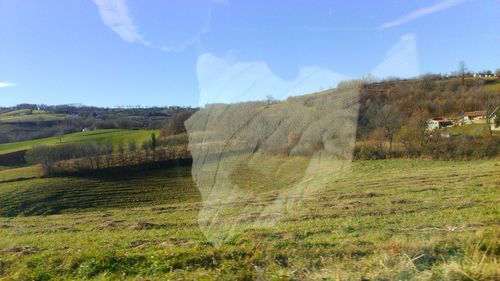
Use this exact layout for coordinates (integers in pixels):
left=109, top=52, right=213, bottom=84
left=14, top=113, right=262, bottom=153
left=151, top=133, right=157, bottom=160
left=26, top=146, right=57, bottom=175
left=265, top=95, right=275, bottom=108
left=374, top=105, right=404, bottom=151
left=104, top=142, right=114, bottom=168
left=128, top=140, right=137, bottom=164
left=161, top=111, right=195, bottom=136
left=26, top=143, right=88, bottom=175
left=82, top=142, right=101, bottom=169
left=117, top=140, right=125, bottom=165
left=458, top=61, right=467, bottom=86
left=408, top=108, right=431, bottom=147
left=142, top=141, right=152, bottom=162
left=368, top=127, right=386, bottom=152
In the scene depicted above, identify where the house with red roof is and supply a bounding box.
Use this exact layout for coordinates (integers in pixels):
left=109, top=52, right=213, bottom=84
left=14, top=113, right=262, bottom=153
left=427, top=117, right=453, bottom=131
left=463, top=111, right=487, bottom=124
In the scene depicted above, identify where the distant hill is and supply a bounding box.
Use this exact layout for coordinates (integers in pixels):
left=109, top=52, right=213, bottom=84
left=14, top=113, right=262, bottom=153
left=0, top=105, right=196, bottom=144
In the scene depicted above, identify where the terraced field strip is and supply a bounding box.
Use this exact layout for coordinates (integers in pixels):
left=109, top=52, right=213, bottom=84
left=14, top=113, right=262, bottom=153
left=0, top=165, right=40, bottom=182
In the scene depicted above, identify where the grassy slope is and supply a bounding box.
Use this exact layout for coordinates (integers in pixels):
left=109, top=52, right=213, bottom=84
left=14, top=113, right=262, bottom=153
left=0, top=129, right=159, bottom=156
left=0, top=165, right=40, bottom=182
left=0, top=110, right=65, bottom=123
left=0, top=114, right=65, bottom=123
left=0, top=159, right=498, bottom=280
left=445, top=124, right=492, bottom=136
left=484, top=80, right=500, bottom=93
left=0, top=166, right=198, bottom=216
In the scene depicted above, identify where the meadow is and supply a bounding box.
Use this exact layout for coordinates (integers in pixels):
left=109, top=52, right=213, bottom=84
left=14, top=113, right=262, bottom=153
left=0, top=109, right=65, bottom=124
left=445, top=124, right=496, bottom=137
left=484, top=80, right=500, bottom=93
left=0, top=165, right=40, bottom=182
left=0, top=129, right=159, bottom=156
left=0, top=159, right=498, bottom=280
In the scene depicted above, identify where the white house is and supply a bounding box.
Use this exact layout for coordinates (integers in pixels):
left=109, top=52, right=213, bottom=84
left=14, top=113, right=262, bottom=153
left=463, top=111, right=486, bottom=124
left=427, top=118, right=453, bottom=131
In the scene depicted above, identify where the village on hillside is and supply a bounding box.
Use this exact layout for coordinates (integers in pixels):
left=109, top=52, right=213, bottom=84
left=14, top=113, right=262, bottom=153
left=427, top=108, right=499, bottom=132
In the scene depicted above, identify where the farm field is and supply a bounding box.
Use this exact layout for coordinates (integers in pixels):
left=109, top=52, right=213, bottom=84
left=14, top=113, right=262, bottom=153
left=0, top=159, right=498, bottom=280
left=0, top=165, right=40, bottom=182
left=0, top=129, right=159, bottom=156
left=445, top=124, right=496, bottom=136
left=0, top=109, right=66, bottom=124
left=484, top=80, right=500, bottom=93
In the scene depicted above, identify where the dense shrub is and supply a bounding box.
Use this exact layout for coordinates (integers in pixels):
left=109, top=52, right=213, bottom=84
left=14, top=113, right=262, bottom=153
left=355, top=135, right=499, bottom=161
left=422, top=135, right=499, bottom=160
left=354, top=145, right=387, bottom=160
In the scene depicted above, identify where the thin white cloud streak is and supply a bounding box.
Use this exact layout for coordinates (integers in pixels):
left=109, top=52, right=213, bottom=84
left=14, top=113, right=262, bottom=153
left=0, top=82, right=16, bottom=89
left=379, top=0, right=468, bottom=29
left=92, top=0, right=214, bottom=52
left=196, top=53, right=347, bottom=107
left=371, top=34, right=420, bottom=79
left=92, top=0, right=149, bottom=45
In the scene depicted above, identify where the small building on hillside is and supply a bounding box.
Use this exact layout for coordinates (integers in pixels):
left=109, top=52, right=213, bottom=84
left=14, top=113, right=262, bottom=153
left=463, top=111, right=487, bottom=124
left=427, top=118, right=453, bottom=131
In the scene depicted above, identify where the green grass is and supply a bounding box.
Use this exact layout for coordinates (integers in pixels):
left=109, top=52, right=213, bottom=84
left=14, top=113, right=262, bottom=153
left=0, top=114, right=65, bottom=123
left=0, top=109, right=33, bottom=116
left=0, top=166, right=198, bottom=216
left=0, top=110, right=65, bottom=123
left=0, top=129, right=159, bottom=156
left=445, top=124, right=498, bottom=136
left=0, top=159, right=498, bottom=280
left=484, top=80, right=500, bottom=93
left=0, top=165, right=40, bottom=182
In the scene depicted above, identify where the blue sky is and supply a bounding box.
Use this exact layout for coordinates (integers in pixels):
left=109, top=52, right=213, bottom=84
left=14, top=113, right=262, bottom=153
left=0, top=0, right=499, bottom=107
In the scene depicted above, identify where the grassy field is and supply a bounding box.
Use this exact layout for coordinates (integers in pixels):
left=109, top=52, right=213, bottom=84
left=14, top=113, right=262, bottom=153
left=484, top=80, right=500, bottom=93
left=0, top=110, right=65, bottom=123
left=0, top=165, right=197, bottom=217
left=445, top=124, right=494, bottom=136
left=0, top=159, right=498, bottom=280
left=0, top=129, right=159, bottom=156
left=0, top=165, right=40, bottom=182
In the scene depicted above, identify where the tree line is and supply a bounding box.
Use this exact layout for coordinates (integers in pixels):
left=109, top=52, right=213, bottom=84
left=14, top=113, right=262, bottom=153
left=26, top=133, right=190, bottom=176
